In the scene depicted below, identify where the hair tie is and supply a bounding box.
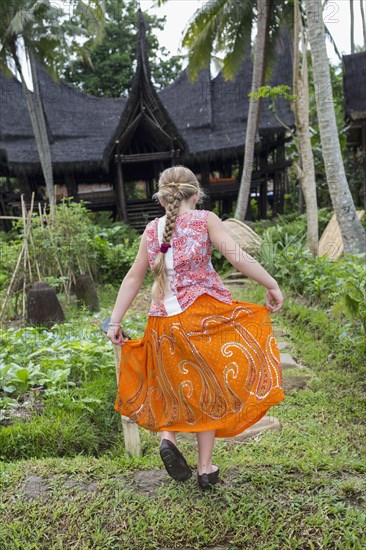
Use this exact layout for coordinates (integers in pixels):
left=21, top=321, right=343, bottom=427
left=160, top=243, right=171, bottom=254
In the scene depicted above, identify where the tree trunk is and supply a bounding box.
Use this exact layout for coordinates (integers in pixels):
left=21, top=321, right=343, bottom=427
left=11, top=48, right=55, bottom=213
left=360, top=0, right=366, bottom=50
left=305, top=0, right=366, bottom=255
left=28, top=51, right=55, bottom=214
left=292, top=0, right=319, bottom=255
left=350, top=0, right=355, bottom=53
left=235, top=0, right=272, bottom=221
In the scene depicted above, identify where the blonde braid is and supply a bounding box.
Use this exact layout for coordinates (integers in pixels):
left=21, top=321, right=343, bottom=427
left=151, top=190, right=183, bottom=304
left=151, top=166, right=206, bottom=305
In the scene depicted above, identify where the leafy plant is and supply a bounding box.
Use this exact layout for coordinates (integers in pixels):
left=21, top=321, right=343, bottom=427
left=0, top=322, right=112, bottom=400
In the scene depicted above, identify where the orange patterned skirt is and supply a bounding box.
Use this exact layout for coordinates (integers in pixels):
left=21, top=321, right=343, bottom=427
left=114, top=293, right=285, bottom=438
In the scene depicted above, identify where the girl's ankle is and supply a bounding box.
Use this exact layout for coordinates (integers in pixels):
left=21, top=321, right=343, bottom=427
left=160, top=432, right=177, bottom=445
left=197, top=462, right=213, bottom=475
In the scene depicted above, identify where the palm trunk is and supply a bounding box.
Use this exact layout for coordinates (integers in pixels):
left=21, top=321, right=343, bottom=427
left=28, top=50, right=55, bottom=214
left=11, top=47, right=55, bottom=212
left=350, top=0, right=355, bottom=53
left=235, top=0, right=272, bottom=221
left=360, top=0, right=366, bottom=50
left=292, top=0, right=319, bottom=255
left=305, top=0, right=365, bottom=255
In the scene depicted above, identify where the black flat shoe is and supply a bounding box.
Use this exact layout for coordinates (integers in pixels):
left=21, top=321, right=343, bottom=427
left=197, top=472, right=211, bottom=490
left=208, top=465, right=220, bottom=485
left=197, top=465, right=220, bottom=490
left=159, top=439, right=192, bottom=482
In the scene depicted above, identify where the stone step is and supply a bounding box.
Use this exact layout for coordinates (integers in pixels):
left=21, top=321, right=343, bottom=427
left=224, top=279, right=250, bottom=285
left=177, top=415, right=281, bottom=443
left=280, top=352, right=304, bottom=370
left=277, top=341, right=290, bottom=351
left=230, top=415, right=281, bottom=441
left=273, top=327, right=290, bottom=339
left=284, top=374, right=311, bottom=392
left=224, top=271, right=247, bottom=280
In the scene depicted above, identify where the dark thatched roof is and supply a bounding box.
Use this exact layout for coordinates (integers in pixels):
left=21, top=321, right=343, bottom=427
left=343, top=51, right=366, bottom=120
left=0, top=64, right=125, bottom=175
left=0, top=13, right=294, bottom=177
left=159, top=28, right=294, bottom=162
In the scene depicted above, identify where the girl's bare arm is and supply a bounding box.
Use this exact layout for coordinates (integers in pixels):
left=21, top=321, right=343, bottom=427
left=207, top=212, right=279, bottom=290
left=110, top=231, right=150, bottom=323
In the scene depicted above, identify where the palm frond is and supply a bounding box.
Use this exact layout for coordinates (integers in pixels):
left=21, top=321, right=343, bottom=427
left=221, top=3, right=254, bottom=80
left=324, top=24, right=342, bottom=60
left=7, top=10, right=35, bottom=36
left=183, top=0, right=256, bottom=81
left=75, top=1, right=106, bottom=47
left=183, top=1, right=226, bottom=80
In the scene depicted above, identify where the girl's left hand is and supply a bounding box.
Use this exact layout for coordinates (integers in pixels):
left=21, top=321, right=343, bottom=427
left=107, top=326, right=125, bottom=346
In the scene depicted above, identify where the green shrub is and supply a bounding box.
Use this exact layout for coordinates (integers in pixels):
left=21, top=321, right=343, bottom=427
left=0, top=200, right=142, bottom=304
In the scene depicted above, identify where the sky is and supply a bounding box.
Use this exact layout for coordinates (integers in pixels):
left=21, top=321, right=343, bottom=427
left=140, top=0, right=365, bottom=66
left=18, top=0, right=366, bottom=89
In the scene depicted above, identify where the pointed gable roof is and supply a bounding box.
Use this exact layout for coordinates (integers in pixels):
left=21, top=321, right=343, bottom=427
left=159, top=27, right=294, bottom=161
left=103, top=9, right=187, bottom=165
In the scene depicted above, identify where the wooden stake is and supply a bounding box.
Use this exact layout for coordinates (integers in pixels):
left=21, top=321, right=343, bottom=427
left=45, top=208, right=69, bottom=300
left=21, top=195, right=27, bottom=321
left=114, top=343, right=141, bottom=456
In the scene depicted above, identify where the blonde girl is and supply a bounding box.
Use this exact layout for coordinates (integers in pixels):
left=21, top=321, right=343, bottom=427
left=108, top=165, right=284, bottom=490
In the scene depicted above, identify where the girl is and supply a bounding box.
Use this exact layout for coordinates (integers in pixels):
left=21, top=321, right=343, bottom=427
left=108, top=166, right=285, bottom=490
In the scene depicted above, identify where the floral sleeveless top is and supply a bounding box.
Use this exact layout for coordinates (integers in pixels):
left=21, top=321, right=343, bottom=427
left=145, top=209, right=232, bottom=317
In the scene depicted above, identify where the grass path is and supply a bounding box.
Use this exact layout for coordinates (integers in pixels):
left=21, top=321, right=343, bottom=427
left=0, top=283, right=365, bottom=549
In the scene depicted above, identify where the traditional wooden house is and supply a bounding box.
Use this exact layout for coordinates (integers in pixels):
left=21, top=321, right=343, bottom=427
left=343, top=51, right=366, bottom=208
left=0, top=11, right=294, bottom=232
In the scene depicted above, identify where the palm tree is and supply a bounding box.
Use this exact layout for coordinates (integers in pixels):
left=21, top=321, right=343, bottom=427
left=157, top=0, right=285, bottom=216
left=180, top=0, right=290, bottom=222
left=350, top=0, right=355, bottom=53
left=0, top=0, right=104, bottom=211
left=304, top=0, right=365, bottom=254
left=360, top=0, right=366, bottom=50
left=234, top=0, right=272, bottom=222
left=158, top=0, right=346, bottom=227
left=291, top=0, right=319, bottom=255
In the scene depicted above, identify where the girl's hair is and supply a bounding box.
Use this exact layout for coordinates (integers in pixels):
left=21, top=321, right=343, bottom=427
left=151, top=165, right=206, bottom=305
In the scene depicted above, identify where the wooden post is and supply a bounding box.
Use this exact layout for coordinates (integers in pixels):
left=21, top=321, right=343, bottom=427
left=65, top=172, right=79, bottom=202
left=17, top=173, right=32, bottom=202
left=115, top=159, right=128, bottom=223
left=114, top=141, right=128, bottom=223
left=113, top=343, right=141, bottom=456
left=101, top=317, right=140, bottom=456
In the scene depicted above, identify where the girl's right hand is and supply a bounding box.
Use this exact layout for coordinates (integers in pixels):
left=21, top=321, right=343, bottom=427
left=266, top=286, right=284, bottom=313
left=107, top=326, right=125, bottom=346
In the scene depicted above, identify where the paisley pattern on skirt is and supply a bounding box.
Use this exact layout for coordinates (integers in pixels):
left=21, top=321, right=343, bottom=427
left=114, top=293, right=285, bottom=437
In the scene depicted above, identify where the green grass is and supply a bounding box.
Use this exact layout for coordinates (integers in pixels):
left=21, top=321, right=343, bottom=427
left=0, top=282, right=365, bottom=549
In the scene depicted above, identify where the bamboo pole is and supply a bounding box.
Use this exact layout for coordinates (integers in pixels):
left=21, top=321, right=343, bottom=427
left=21, top=196, right=27, bottom=320
left=29, top=230, right=42, bottom=281
left=45, top=209, right=70, bottom=300
left=20, top=193, right=36, bottom=321
left=0, top=227, right=26, bottom=322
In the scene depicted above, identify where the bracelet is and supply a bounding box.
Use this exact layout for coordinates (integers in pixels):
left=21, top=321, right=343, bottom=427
left=108, top=322, right=121, bottom=327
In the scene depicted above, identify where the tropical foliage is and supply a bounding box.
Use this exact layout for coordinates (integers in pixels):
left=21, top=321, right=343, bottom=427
left=62, top=0, right=183, bottom=97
